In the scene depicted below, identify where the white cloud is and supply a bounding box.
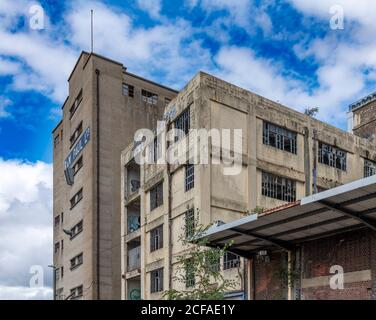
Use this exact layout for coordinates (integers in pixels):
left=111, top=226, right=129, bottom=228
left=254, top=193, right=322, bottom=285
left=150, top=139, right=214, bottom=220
left=0, top=286, right=52, bottom=300
left=0, top=159, right=53, bottom=300
left=0, top=97, right=12, bottom=118
left=136, top=0, right=162, bottom=19
left=215, top=46, right=359, bottom=127
left=66, top=0, right=212, bottom=89
left=188, top=0, right=273, bottom=36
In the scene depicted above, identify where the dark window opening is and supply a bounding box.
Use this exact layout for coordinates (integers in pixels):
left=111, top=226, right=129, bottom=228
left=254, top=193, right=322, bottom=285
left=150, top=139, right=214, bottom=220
left=174, top=108, right=190, bottom=142
left=150, top=183, right=163, bottom=211
left=318, top=142, right=347, bottom=171
left=364, top=159, right=376, bottom=177
left=70, top=253, right=83, bottom=270
left=150, top=268, right=163, bottom=293
left=123, top=83, right=134, bottom=98
left=262, top=171, right=296, bottom=202
left=73, top=156, right=83, bottom=176
left=70, top=220, right=83, bottom=239
left=69, top=90, right=83, bottom=119
left=70, top=285, right=83, bottom=299
left=70, top=188, right=83, bottom=209
left=185, top=209, right=195, bottom=239
left=263, top=121, right=297, bottom=154
left=70, top=121, right=83, bottom=147
left=223, top=252, right=240, bottom=270
left=142, top=89, right=158, bottom=105
left=150, top=225, right=163, bottom=252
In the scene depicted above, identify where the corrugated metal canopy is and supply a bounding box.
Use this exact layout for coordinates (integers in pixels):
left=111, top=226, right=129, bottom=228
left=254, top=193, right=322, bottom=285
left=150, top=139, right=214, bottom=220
left=201, top=175, right=376, bottom=258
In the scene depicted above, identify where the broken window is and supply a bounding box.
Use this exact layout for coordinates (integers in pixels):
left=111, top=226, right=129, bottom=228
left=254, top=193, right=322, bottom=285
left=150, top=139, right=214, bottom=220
left=174, top=108, right=190, bottom=142
left=150, top=225, right=163, bottom=252
left=70, top=285, right=83, bottom=299
left=185, top=209, right=195, bottom=239
left=70, top=188, right=83, bottom=209
left=318, top=142, right=347, bottom=171
left=70, top=121, right=83, bottom=147
left=262, top=171, right=296, bottom=202
left=122, top=83, right=134, bottom=98
left=142, top=89, right=158, bottom=105
left=70, top=220, right=83, bottom=239
left=70, top=252, right=83, bottom=270
left=263, top=121, right=297, bottom=154
left=69, top=89, right=83, bottom=119
left=364, top=159, right=376, bottom=177
left=223, top=252, right=240, bottom=270
left=150, top=268, right=163, bottom=293
left=150, top=182, right=163, bottom=211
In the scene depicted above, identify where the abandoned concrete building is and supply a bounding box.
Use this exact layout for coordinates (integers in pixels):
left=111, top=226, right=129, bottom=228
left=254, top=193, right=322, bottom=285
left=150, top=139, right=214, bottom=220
left=120, top=71, right=376, bottom=300
left=52, top=52, right=177, bottom=300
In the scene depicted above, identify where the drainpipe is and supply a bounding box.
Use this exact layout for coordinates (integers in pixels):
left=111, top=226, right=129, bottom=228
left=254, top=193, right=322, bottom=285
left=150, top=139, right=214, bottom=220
left=167, top=124, right=173, bottom=292
left=312, top=129, right=318, bottom=194
left=95, top=68, right=101, bottom=300
left=303, top=127, right=311, bottom=196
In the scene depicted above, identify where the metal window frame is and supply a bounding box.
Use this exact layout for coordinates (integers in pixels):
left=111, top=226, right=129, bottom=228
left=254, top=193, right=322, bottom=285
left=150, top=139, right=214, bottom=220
left=150, top=183, right=163, bottom=211
left=185, top=164, right=194, bottom=192
left=223, top=252, right=240, bottom=270
left=318, top=142, right=347, bottom=171
left=141, top=89, right=158, bottom=105
left=151, top=268, right=163, bottom=293
left=185, top=259, right=195, bottom=288
left=262, top=171, right=296, bottom=202
left=185, top=209, right=195, bottom=238
left=364, top=159, right=376, bottom=178
left=150, top=225, right=163, bottom=252
left=122, top=83, right=134, bottom=98
left=263, top=121, right=297, bottom=154
left=174, top=108, right=190, bottom=142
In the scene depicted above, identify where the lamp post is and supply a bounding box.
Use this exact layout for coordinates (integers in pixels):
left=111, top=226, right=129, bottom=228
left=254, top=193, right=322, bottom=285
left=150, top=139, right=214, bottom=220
left=48, top=265, right=56, bottom=300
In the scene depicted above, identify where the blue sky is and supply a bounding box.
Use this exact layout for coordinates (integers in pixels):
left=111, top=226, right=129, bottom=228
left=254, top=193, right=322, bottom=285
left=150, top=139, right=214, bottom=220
left=1, top=0, right=376, bottom=299
left=1, top=0, right=375, bottom=163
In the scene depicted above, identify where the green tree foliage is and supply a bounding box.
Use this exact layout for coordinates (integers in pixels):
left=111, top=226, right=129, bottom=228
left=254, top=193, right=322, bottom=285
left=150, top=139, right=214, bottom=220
left=163, top=212, right=238, bottom=300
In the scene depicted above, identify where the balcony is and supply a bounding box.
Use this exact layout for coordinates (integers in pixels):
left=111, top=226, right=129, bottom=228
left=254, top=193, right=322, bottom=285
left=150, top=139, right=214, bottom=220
left=126, top=199, right=140, bottom=235
left=127, top=277, right=141, bottom=300
left=127, top=242, right=141, bottom=272
left=125, top=161, right=140, bottom=199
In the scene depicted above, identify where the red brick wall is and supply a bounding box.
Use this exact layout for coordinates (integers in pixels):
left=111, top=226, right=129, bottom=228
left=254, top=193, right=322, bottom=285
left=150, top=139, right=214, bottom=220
left=301, top=229, right=375, bottom=300
left=254, top=251, right=288, bottom=300
left=353, top=101, right=376, bottom=139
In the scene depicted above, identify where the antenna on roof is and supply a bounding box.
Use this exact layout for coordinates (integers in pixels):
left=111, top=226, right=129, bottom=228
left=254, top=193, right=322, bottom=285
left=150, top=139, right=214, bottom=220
left=90, top=9, right=94, bottom=53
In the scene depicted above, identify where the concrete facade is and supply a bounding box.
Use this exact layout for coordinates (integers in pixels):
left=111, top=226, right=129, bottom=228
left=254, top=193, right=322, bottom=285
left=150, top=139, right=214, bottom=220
left=52, top=52, right=177, bottom=300
left=120, top=72, right=376, bottom=300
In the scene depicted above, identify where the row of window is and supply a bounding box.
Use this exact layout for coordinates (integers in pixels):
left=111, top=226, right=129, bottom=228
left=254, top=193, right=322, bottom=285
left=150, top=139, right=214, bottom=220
left=263, top=121, right=349, bottom=171
left=122, top=83, right=172, bottom=107
left=150, top=252, right=240, bottom=293
left=262, top=158, right=376, bottom=203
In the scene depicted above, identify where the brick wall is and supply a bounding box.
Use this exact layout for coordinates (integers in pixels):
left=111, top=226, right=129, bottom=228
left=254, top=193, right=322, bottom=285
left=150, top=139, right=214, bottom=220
left=254, top=251, right=288, bottom=300
left=301, top=229, right=375, bottom=300
left=353, top=101, right=376, bottom=139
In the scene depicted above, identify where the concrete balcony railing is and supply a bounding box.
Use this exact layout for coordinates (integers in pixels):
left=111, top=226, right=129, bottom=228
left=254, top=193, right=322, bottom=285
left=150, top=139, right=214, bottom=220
left=127, top=246, right=141, bottom=271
